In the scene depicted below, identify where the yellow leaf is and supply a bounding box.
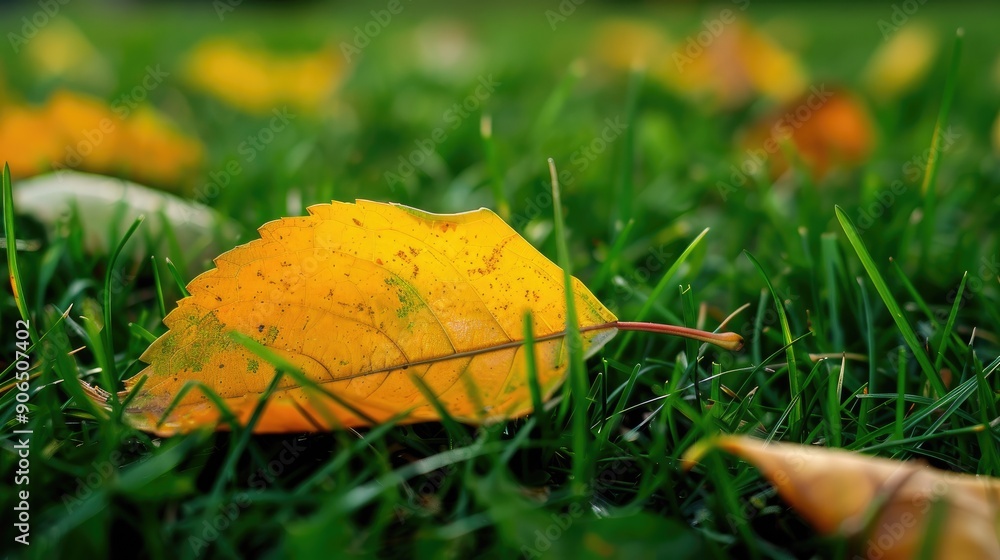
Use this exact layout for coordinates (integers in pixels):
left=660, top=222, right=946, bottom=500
left=863, top=25, right=938, bottom=102
left=0, top=106, right=62, bottom=177
left=0, top=89, right=203, bottom=187
left=182, top=39, right=345, bottom=115
left=96, top=200, right=741, bottom=435
left=591, top=20, right=672, bottom=72
left=657, top=20, right=808, bottom=108
left=684, top=436, right=1000, bottom=560
left=113, top=201, right=617, bottom=434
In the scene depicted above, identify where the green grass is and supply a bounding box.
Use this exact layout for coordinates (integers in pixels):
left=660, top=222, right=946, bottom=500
left=2, top=2, right=1000, bottom=559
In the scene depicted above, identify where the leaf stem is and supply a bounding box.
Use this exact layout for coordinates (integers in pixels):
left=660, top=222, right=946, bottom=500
left=315, top=320, right=744, bottom=383
left=605, top=322, right=744, bottom=352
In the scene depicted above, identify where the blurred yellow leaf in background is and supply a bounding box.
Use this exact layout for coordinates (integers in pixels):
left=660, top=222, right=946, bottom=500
left=593, top=18, right=807, bottom=109
left=183, top=38, right=346, bottom=115
left=863, top=25, right=938, bottom=102
left=0, top=89, right=202, bottom=187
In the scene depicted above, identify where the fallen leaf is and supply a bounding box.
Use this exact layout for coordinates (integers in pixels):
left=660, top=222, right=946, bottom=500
left=684, top=436, right=1000, bottom=560
left=668, top=20, right=807, bottom=108
left=182, top=38, right=345, bottom=115
left=591, top=20, right=672, bottom=72
left=116, top=106, right=204, bottom=188
left=97, top=200, right=740, bottom=435
left=863, top=25, right=938, bottom=102
left=0, top=89, right=203, bottom=186
left=592, top=19, right=807, bottom=109
left=740, top=87, right=875, bottom=179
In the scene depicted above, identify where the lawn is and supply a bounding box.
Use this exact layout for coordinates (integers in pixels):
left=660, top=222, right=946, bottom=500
left=1, top=1, right=999, bottom=558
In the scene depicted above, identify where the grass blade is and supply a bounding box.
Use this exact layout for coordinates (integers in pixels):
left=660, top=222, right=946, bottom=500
left=150, top=255, right=167, bottom=318
left=164, top=257, right=190, bottom=297
left=613, top=227, right=709, bottom=359
left=102, top=215, right=144, bottom=384
left=919, top=29, right=964, bottom=265
left=835, top=206, right=946, bottom=396
left=934, top=271, right=966, bottom=372
left=548, top=158, right=591, bottom=498
left=3, top=163, right=34, bottom=341
left=480, top=114, right=510, bottom=220
left=744, top=250, right=802, bottom=435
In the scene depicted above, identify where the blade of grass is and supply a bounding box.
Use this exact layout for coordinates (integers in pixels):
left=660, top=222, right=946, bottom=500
left=895, top=342, right=907, bottom=441
left=102, top=215, right=145, bottom=386
left=408, top=372, right=472, bottom=445
left=150, top=256, right=167, bottom=318
left=856, top=277, right=877, bottom=439
left=522, top=311, right=549, bottom=442
left=3, top=163, right=35, bottom=342
left=612, top=67, right=644, bottom=235
left=480, top=114, right=510, bottom=220
left=164, top=257, right=190, bottom=297
left=613, top=227, right=709, bottom=360
left=744, top=250, right=802, bottom=436
left=596, top=363, right=640, bottom=454
left=919, top=28, right=964, bottom=267
left=820, top=233, right=843, bottom=350
left=934, top=271, right=966, bottom=372
left=827, top=356, right=845, bottom=447
left=590, top=218, right=634, bottom=291
left=836, top=206, right=946, bottom=396
left=548, top=157, right=591, bottom=498
left=532, top=61, right=584, bottom=143
left=128, top=322, right=157, bottom=345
